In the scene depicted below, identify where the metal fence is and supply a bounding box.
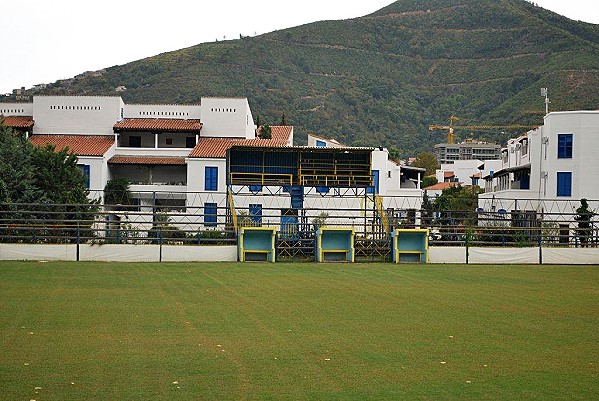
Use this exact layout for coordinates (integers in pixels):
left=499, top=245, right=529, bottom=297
left=0, top=197, right=597, bottom=261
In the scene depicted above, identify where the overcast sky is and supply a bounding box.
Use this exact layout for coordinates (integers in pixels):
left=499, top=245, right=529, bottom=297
left=1, top=0, right=598, bottom=94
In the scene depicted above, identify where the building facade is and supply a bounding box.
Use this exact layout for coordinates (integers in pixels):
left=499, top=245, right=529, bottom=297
left=434, top=139, right=501, bottom=164
left=478, top=111, right=599, bottom=237
left=1, top=96, right=424, bottom=232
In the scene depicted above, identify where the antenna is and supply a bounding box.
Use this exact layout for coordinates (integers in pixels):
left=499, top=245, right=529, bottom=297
left=541, top=88, right=550, bottom=115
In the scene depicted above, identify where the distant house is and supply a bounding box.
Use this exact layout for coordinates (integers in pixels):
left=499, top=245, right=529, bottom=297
left=434, top=139, right=501, bottom=164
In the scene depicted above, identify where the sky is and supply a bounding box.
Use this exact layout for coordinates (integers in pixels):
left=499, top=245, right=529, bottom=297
left=1, top=0, right=598, bottom=94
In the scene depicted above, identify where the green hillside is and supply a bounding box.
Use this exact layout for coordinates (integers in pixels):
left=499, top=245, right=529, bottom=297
left=33, top=0, right=599, bottom=156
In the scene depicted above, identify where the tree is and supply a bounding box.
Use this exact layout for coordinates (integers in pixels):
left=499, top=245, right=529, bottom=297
left=104, top=179, right=133, bottom=208
left=422, top=176, right=438, bottom=188
left=388, top=147, right=401, bottom=163
left=259, top=124, right=272, bottom=139
left=0, top=125, right=40, bottom=203
left=30, top=145, right=90, bottom=205
left=30, top=144, right=97, bottom=241
left=0, top=126, right=96, bottom=242
left=575, top=198, right=595, bottom=247
left=421, top=190, right=435, bottom=227
left=280, top=113, right=288, bottom=126
left=411, top=152, right=440, bottom=175
left=433, top=185, right=483, bottom=227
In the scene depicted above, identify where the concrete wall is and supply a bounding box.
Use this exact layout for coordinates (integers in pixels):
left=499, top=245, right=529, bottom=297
left=124, top=104, right=200, bottom=119
left=0, top=102, right=33, bottom=115
left=200, top=97, right=255, bottom=139
left=1, top=244, right=597, bottom=264
left=33, top=96, right=124, bottom=135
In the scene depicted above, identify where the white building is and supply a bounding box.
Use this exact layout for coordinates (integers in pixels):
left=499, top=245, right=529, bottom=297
left=478, top=111, right=599, bottom=237
left=435, top=159, right=502, bottom=187
left=1, top=95, right=424, bottom=233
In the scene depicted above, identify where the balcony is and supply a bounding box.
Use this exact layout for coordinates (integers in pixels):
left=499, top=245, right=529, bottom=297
left=108, top=160, right=187, bottom=192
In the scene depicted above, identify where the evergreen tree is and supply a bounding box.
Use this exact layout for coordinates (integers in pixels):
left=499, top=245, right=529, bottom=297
left=0, top=126, right=97, bottom=242
left=575, top=198, right=595, bottom=247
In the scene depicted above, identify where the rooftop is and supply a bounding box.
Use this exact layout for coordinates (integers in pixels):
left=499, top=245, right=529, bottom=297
left=114, top=118, right=202, bottom=133
left=189, top=126, right=293, bottom=158
left=423, top=182, right=462, bottom=191
left=29, top=135, right=115, bottom=156
left=1, top=116, right=34, bottom=129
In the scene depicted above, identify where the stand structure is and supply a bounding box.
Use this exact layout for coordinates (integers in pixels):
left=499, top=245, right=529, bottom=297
left=238, top=227, right=277, bottom=262
left=315, top=227, right=355, bottom=262
left=391, top=229, right=429, bottom=263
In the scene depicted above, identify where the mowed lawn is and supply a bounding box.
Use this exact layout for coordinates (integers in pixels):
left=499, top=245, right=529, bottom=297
left=0, top=262, right=597, bottom=400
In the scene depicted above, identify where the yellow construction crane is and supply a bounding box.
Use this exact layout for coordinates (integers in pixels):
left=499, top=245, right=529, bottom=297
left=428, top=115, right=538, bottom=144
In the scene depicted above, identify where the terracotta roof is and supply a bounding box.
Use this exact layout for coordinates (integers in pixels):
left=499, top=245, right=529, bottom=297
left=114, top=118, right=202, bottom=132
left=470, top=173, right=482, bottom=178
left=189, top=126, right=293, bottom=158
left=108, top=156, right=186, bottom=165
left=1, top=116, right=34, bottom=129
left=423, top=182, right=462, bottom=191
left=444, top=171, right=455, bottom=178
left=29, top=135, right=114, bottom=156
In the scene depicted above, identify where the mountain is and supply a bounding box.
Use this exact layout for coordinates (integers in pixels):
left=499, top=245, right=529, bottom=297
left=29, top=0, right=599, bottom=156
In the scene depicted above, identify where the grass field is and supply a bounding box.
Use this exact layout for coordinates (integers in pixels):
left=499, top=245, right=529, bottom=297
left=0, top=262, right=598, bottom=400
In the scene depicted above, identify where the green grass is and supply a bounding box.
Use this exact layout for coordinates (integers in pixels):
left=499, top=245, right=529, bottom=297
left=0, top=262, right=598, bottom=400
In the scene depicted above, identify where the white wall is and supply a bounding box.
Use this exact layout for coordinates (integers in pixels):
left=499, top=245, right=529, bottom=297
left=541, top=111, right=599, bottom=201
left=200, top=97, right=255, bottom=139
left=33, top=96, right=124, bottom=135
left=124, top=104, right=200, bottom=119
left=0, top=102, right=33, bottom=115
left=77, top=156, right=106, bottom=194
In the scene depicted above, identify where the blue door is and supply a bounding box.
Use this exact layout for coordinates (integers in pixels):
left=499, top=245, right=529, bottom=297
left=367, top=170, right=379, bottom=194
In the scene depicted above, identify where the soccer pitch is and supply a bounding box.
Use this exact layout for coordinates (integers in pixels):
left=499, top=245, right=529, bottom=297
left=1, top=261, right=597, bottom=400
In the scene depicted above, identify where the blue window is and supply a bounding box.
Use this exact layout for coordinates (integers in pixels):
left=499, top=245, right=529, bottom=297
left=367, top=170, right=380, bottom=194
left=557, top=134, right=573, bottom=158
left=557, top=172, right=572, bottom=197
left=204, top=203, right=217, bottom=226
left=249, top=185, right=262, bottom=193
left=315, top=140, right=326, bottom=147
left=205, top=166, right=218, bottom=191
left=249, top=204, right=262, bottom=224
left=78, top=164, right=90, bottom=189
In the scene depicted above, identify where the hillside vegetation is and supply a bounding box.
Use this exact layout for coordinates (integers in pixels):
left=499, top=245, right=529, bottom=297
left=33, top=0, right=599, bottom=156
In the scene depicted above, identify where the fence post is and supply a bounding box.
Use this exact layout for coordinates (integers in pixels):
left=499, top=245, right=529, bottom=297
left=159, top=227, right=163, bottom=262
left=76, top=223, right=80, bottom=262
left=538, top=225, right=543, bottom=265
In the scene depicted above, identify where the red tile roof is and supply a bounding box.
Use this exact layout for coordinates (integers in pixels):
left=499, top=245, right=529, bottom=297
left=423, top=182, right=462, bottom=191
left=189, top=126, right=293, bottom=158
left=108, top=156, right=186, bottom=165
left=444, top=171, right=455, bottom=178
left=114, top=118, right=202, bottom=132
left=1, top=116, right=34, bottom=129
left=29, top=135, right=114, bottom=156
